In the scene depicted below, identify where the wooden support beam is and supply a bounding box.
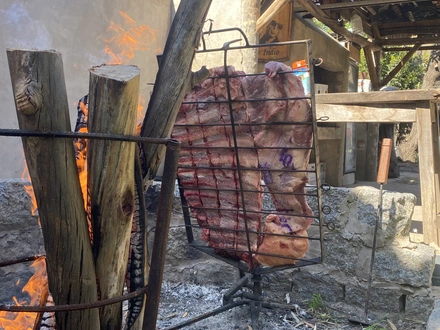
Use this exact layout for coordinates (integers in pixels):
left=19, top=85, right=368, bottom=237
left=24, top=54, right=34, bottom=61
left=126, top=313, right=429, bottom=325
left=294, top=0, right=429, bottom=11
left=363, top=47, right=381, bottom=90
left=257, top=0, right=290, bottom=33
left=316, top=90, right=440, bottom=104
left=88, top=65, right=140, bottom=329
left=417, top=102, right=440, bottom=246
left=384, top=45, right=440, bottom=52
left=294, top=0, right=381, bottom=51
left=381, top=43, right=422, bottom=87
left=7, top=49, right=99, bottom=330
left=316, top=104, right=416, bottom=123
left=140, top=0, right=211, bottom=182
left=375, top=36, right=440, bottom=46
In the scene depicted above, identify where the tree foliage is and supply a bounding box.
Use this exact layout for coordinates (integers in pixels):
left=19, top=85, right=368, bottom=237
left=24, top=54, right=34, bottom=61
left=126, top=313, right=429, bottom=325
left=359, top=50, right=429, bottom=90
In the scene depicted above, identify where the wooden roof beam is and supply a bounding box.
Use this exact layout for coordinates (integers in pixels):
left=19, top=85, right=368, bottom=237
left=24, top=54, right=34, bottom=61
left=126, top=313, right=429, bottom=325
left=294, top=0, right=429, bottom=12
left=375, top=36, right=440, bottom=46
left=295, top=0, right=382, bottom=51
left=384, top=45, right=440, bottom=52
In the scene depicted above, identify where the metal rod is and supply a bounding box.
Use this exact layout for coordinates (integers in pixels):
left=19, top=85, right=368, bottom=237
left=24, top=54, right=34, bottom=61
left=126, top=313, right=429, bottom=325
left=0, top=254, right=45, bottom=268
left=163, top=301, right=247, bottom=330
left=364, top=183, right=383, bottom=318
left=222, top=47, right=256, bottom=271
left=0, top=128, right=174, bottom=145
left=143, top=139, right=181, bottom=330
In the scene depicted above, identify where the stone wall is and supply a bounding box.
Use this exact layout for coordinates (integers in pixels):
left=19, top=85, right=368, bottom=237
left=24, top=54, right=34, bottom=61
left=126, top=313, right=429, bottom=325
left=0, top=179, right=44, bottom=307
left=0, top=179, right=436, bottom=323
left=153, top=183, right=436, bottom=322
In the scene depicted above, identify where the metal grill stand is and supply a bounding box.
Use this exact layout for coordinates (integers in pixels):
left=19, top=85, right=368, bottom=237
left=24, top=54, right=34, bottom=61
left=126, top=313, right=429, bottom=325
left=169, top=28, right=328, bottom=329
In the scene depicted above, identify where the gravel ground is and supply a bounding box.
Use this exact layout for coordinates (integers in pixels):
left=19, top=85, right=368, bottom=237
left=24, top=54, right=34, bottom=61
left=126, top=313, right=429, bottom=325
left=156, top=281, right=427, bottom=330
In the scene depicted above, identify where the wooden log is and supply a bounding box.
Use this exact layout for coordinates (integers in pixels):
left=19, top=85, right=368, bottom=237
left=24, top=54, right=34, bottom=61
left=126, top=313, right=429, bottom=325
left=87, top=65, right=140, bottom=329
left=7, top=49, right=99, bottom=330
left=417, top=102, right=440, bottom=246
left=140, top=0, right=211, bottom=182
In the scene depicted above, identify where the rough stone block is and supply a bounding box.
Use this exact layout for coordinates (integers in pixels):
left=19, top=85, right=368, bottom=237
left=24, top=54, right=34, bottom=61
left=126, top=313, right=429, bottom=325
left=0, top=179, right=44, bottom=264
left=344, top=282, right=409, bottom=313
left=405, top=288, right=436, bottom=320
left=370, top=240, right=435, bottom=287
left=0, top=261, right=35, bottom=304
left=290, top=267, right=346, bottom=303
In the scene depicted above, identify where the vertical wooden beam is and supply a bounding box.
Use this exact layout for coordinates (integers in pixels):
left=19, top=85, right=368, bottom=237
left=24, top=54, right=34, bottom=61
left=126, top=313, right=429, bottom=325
left=417, top=101, right=440, bottom=246
left=362, top=47, right=381, bottom=181
left=7, top=49, right=99, bottom=330
left=88, top=65, right=140, bottom=329
left=363, top=47, right=380, bottom=90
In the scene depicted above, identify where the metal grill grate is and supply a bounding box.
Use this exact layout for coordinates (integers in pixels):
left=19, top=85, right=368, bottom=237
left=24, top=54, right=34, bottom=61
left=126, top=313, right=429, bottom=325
left=168, top=28, right=328, bottom=329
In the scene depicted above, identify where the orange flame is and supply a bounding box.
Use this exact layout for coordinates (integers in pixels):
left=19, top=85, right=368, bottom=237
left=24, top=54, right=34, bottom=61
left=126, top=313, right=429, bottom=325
left=20, top=164, right=37, bottom=217
left=104, top=11, right=157, bottom=65
left=0, top=257, right=48, bottom=330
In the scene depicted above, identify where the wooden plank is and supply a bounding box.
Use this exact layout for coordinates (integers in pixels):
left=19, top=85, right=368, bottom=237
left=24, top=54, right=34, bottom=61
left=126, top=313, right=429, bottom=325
left=7, top=49, right=99, bottom=330
left=88, top=65, right=139, bottom=329
left=315, top=90, right=440, bottom=104
left=416, top=103, right=440, bottom=245
left=256, top=0, right=290, bottom=33
left=316, top=104, right=416, bottom=123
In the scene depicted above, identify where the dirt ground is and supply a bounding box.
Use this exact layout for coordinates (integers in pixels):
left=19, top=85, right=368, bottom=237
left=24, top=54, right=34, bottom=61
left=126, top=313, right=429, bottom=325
left=156, top=281, right=430, bottom=330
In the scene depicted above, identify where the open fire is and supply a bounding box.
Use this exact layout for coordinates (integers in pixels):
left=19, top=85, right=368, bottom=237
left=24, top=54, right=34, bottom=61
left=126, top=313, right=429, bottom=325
left=0, top=258, right=48, bottom=330
left=0, top=10, right=156, bottom=329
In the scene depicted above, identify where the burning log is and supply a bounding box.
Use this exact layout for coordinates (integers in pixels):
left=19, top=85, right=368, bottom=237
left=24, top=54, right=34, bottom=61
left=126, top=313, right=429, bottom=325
left=87, top=65, right=140, bottom=329
left=7, top=49, right=100, bottom=330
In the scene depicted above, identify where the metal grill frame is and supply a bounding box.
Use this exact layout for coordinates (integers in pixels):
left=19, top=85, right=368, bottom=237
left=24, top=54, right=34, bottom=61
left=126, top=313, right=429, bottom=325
left=176, top=28, right=326, bottom=277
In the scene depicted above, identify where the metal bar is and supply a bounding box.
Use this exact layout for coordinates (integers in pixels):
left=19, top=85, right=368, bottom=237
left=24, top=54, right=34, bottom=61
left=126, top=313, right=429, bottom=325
left=163, top=301, right=247, bottom=330
left=222, top=47, right=257, bottom=272
left=143, top=140, right=181, bottom=330
left=307, top=39, right=326, bottom=264
left=0, top=254, right=45, bottom=268
left=0, top=128, right=172, bottom=145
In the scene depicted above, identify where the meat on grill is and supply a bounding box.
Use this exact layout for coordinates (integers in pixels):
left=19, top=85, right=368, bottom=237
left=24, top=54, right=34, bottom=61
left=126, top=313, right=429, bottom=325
left=242, top=61, right=314, bottom=266
left=172, top=62, right=313, bottom=267
left=173, top=66, right=262, bottom=265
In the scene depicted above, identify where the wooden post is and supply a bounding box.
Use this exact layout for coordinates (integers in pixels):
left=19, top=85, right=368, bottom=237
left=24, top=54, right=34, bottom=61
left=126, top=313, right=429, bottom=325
left=7, top=49, right=99, bottom=330
left=417, top=101, right=440, bottom=246
left=87, top=65, right=140, bottom=329
left=140, top=0, right=211, bottom=181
